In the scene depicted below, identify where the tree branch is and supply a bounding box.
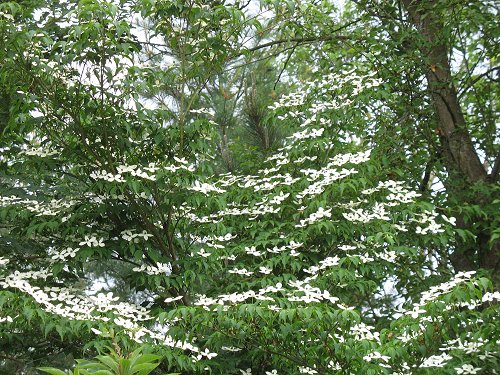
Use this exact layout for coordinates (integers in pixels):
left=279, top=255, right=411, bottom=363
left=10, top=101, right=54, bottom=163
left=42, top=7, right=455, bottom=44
left=419, top=158, right=434, bottom=192
left=458, top=66, right=500, bottom=99
left=488, top=152, right=500, bottom=183
left=274, top=42, right=298, bottom=90
left=243, top=16, right=362, bottom=53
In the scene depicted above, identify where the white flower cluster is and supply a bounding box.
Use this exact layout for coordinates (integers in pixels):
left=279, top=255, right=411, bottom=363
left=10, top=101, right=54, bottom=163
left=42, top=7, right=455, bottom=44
left=91, top=162, right=159, bottom=183
left=228, top=267, right=253, bottom=276
left=296, top=206, right=332, bottom=228
left=420, top=353, right=452, bottom=368
left=394, top=271, right=487, bottom=351
left=310, top=74, right=381, bottom=114
left=289, top=127, right=324, bottom=141
left=298, top=366, right=317, bottom=374
left=481, top=291, right=500, bottom=303
left=412, top=210, right=447, bottom=235
left=350, top=322, right=380, bottom=342
left=362, top=180, right=421, bottom=205
left=78, top=234, right=105, bottom=248
left=404, top=304, right=426, bottom=319
left=132, top=262, right=172, bottom=276
left=2, top=196, right=77, bottom=217
left=363, top=351, right=390, bottom=363
left=329, top=150, right=372, bottom=166
left=342, top=202, right=390, bottom=223
left=241, top=174, right=299, bottom=192
left=51, top=246, right=79, bottom=261
left=441, top=337, right=489, bottom=355
left=196, top=248, right=212, bottom=258
left=189, top=233, right=237, bottom=257
left=90, top=169, right=126, bottom=183
left=164, top=296, right=183, bottom=303
left=293, top=155, right=318, bottom=164
left=0, top=195, right=21, bottom=207
left=292, top=151, right=370, bottom=201
left=0, top=10, right=14, bottom=20
left=268, top=91, right=307, bottom=110
left=419, top=271, right=476, bottom=305
left=362, top=180, right=407, bottom=195
left=303, top=256, right=340, bottom=275
left=245, top=246, right=262, bottom=256
left=376, top=250, right=397, bottom=263
left=182, top=149, right=374, bottom=228
left=21, top=146, right=58, bottom=157
left=121, top=229, right=153, bottom=242
left=269, top=70, right=381, bottom=119
left=266, top=241, right=303, bottom=255
left=193, top=283, right=286, bottom=308
left=297, top=168, right=357, bottom=200
left=0, top=269, right=216, bottom=359
left=259, top=266, right=272, bottom=274
left=190, top=180, right=226, bottom=195
left=31, top=198, right=76, bottom=217
left=267, top=191, right=290, bottom=205
left=455, top=364, right=481, bottom=374
left=185, top=200, right=281, bottom=223
left=164, top=157, right=196, bottom=173
left=0, top=257, right=10, bottom=266
left=233, top=241, right=301, bottom=260
left=189, top=108, right=215, bottom=116
left=287, top=283, right=339, bottom=305
left=264, top=152, right=289, bottom=166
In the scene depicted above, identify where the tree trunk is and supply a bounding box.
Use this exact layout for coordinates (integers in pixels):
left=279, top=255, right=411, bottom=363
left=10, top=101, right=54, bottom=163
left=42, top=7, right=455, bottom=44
left=401, top=0, right=498, bottom=278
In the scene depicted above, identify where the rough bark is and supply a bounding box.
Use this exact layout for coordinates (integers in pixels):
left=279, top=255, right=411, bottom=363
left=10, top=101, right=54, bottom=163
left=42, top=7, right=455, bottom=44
left=401, top=0, right=498, bottom=278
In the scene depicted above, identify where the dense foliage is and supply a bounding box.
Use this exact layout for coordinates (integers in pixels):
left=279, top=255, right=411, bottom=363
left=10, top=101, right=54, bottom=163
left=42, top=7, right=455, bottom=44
left=0, top=0, right=498, bottom=374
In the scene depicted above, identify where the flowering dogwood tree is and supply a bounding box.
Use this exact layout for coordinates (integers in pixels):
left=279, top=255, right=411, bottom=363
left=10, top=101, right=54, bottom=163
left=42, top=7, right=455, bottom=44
left=0, top=0, right=498, bottom=374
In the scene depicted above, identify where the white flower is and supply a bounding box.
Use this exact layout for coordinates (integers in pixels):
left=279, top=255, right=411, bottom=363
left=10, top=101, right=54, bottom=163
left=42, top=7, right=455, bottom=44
left=363, top=351, right=390, bottom=363
left=482, top=291, right=500, bottom=302
left=259, top=266, right=272, bottom=274
left=190, top=180, right=225, bottom=195
left=406, top=306, right=426, bottom=319
left=117, top=164, right=137, bottom=173
left=199, top=348, right=217, bottom=359
left=299, top=366, right=317, bottom=374
left=164, top=296, right=183, bottom=303
left=221, top=346, right=242, bottom=352
left=78, top=235, right=105, bottom=248
left=455, top=364, right=480, bottom=374
left=133, top=262, right=172, bottom=276
left=442, top=215, right=456, bottom=226
left=296, top=206, right=332, bottom=227
left=197, top=248, right=212, bottom=258
left=245, top=246, right=262, bottom=256
left=228, top=268, right=253, bottom=276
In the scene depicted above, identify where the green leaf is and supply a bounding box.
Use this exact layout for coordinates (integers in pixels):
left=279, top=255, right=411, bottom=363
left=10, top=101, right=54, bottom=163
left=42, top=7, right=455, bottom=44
left=95, top=356, right=119, bottom=372
left=37, top=368, right=68, bottom=375
left=131, top=362, right=160, bottom=375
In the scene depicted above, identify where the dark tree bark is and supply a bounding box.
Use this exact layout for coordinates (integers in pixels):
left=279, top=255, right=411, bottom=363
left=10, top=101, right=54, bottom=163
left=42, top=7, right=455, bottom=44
left=401, top=0, right=498, bottom=278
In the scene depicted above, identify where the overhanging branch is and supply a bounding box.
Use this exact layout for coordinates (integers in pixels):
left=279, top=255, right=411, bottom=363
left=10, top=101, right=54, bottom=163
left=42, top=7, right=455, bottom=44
left=458, top=66, right=500, bottom=99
